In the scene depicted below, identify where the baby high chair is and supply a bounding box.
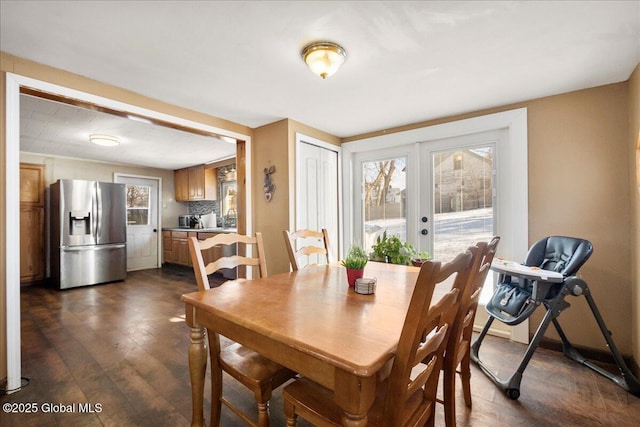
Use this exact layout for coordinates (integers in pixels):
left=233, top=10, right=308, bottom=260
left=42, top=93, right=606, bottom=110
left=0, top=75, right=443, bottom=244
left=471, top=236, right=640, bottom=399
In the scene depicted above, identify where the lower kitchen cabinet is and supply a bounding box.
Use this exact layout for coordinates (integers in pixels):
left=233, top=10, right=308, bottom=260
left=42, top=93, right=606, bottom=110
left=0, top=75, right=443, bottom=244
left=163, top=230, right=195, bottom=266
left=20, top=206, right=45, bottom=282
left=162, top=230, right=235, bottom=278
left=162, top=231, right=172, bottom=263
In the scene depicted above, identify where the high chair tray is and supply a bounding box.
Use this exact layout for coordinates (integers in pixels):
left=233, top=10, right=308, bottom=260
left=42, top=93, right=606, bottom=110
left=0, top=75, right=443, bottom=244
left=491, top=259, right=564, bottom=282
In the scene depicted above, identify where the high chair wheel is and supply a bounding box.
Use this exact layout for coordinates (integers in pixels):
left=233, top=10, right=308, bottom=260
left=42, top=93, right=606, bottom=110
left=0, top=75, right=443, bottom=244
left=506, top=388, right=520, bottom=400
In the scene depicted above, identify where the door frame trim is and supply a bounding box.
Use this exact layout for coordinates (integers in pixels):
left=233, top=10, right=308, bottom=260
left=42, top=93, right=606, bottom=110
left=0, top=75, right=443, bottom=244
left=4, top=72, right=253, bottom=392
left=294, top=133, right=343, bottom=259
left=114, top=173, right=163, bottom=270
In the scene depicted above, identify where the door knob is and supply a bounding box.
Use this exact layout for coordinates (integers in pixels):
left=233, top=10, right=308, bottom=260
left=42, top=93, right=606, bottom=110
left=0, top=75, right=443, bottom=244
left=421, top=229, right=428, bottom=235
left=421, top=216, right=428, bottom=223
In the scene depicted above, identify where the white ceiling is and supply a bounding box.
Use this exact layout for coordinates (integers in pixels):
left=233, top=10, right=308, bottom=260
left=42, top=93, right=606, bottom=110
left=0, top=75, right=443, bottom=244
left=19, top=94, right=236, bottom=170
left=2, top=1, right=639, bottom=169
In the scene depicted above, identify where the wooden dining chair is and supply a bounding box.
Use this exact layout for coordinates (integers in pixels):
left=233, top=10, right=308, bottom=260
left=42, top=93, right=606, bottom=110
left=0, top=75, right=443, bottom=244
left=440, top=236, right=500, bottom=427
left=188, top=232, right=296, bottom=427
left=283, top=228, right=331, bottom=271
left=282, top=251, right=474, bottom=427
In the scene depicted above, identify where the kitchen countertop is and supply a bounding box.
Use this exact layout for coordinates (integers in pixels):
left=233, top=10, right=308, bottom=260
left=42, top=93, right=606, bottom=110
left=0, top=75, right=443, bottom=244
left=163, top=227, right=237, bottom=233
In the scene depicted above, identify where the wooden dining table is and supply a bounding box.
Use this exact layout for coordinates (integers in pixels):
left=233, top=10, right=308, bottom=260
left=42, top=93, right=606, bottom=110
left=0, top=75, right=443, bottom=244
left=181, top=261, right=449, bottom=427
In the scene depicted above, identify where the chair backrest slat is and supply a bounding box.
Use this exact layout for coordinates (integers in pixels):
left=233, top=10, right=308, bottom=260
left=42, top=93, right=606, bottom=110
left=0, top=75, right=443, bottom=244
left=382, top=250, right=473, bottom=426
left=283, top=228, right=331, bottom=271
left=204, top=255, right=262, bottom=276
left=188, top=232, right=268, bottom=291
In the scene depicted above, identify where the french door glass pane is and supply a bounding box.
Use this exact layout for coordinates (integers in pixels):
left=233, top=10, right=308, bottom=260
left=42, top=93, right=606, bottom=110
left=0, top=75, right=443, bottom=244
left=126, top=185, right=150, bottom=225
left=362, top=157, right=407, bottom=253
left=432, top=147, right=494, bottom=262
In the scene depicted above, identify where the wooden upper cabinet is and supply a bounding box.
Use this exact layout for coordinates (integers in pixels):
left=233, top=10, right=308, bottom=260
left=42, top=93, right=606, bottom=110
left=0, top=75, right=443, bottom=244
left=204, top=165, right=218, bottom=201
left=20, top=163, right=45, bottom=206
left=188, top=165, right=205, bottom=200
left=20, top=163, right=46, bottom=282
left=175, top=168, right=189, bottom=202
left=175, top=164, right=217, bottom=202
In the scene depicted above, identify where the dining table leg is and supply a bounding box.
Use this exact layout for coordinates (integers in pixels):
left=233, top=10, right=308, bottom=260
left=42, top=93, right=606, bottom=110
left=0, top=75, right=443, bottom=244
left=334, top=370, right=377, bottom=427
left=188, top=322, right=207, bottom=427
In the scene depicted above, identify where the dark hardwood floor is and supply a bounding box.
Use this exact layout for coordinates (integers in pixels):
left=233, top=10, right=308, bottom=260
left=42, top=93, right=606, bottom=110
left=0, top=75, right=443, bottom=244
left=1, top=266, right=638, bottom=426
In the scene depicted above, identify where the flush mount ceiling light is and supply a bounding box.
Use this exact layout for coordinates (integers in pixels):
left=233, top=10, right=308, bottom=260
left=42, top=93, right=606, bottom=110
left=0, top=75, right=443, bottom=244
left=89, top=134, right=120, bottom=147
left=301, top=41, right=346, bottom=79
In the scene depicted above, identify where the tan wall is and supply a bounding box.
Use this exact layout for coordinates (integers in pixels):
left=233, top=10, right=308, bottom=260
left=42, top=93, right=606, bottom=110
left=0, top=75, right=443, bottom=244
left=19, top=153, right=185, bottom=227
left=629, top=64, right=640, bottom=371
left=252, top=119, right=341, bottom=276
left=252, top=120, right=291, bottom=275
left=0, top=51, right=253, bottom=380
left=526, top=83, right=631, bottom=352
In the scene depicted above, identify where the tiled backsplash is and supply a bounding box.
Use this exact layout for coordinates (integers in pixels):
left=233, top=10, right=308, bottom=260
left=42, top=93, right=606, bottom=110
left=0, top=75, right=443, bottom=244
left=185, top=163, right=235, bottom=227
left=188, top=200, right=219, bottom=224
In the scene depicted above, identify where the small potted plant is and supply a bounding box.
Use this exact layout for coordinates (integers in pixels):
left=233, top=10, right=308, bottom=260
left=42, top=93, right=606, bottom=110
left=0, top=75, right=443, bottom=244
left=371, top=231, right=425, bottom=266
left=341, top=245, right=369, bottom=287
left=370, top=231, right=391, bottom=262
left=411, top=250, right=431, bottom=267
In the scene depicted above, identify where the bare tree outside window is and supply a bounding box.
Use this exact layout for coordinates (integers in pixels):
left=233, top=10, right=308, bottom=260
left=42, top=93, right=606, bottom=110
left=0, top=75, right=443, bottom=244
left=126, top=185, right=150, bottom=225
left=363, top=158, right=407, bottom=252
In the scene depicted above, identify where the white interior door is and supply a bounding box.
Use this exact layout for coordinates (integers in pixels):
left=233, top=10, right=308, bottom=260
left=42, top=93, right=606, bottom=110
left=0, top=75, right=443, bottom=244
left=115, top=174, right=160, bottom=271
left=295, top=134, right=340, bottom=265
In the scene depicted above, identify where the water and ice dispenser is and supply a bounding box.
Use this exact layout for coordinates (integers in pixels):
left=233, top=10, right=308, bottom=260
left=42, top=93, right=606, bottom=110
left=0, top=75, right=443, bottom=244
left=69, top=211, right=91, bottom=235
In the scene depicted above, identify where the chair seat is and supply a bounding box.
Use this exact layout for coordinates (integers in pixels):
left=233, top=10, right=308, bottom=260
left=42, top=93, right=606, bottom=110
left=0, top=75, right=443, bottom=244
left=220, top=342, right=296, bottom=391
left=283, top=378, right=344, bottom=426
left=283, top=375, right=430, bottom=427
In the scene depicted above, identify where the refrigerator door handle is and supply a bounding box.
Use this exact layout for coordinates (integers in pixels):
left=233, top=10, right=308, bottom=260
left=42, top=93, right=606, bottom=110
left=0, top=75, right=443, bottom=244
left=63, top=243, right=126, bottom=252
left=95, top=182, right=101, bottom=240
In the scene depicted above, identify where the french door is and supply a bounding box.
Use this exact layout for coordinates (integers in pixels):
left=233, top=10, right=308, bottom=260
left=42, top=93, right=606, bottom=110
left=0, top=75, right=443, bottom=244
left=418, top=130, right=501, bottom=263
left=355, top=130, right=502, bottom=263
left=353, top=129, right=525, bottom=339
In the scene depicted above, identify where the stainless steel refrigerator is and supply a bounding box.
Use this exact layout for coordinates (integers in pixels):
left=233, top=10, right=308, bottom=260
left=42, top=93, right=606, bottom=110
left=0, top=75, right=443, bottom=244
left=50, top=179, right=127, bottom=289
